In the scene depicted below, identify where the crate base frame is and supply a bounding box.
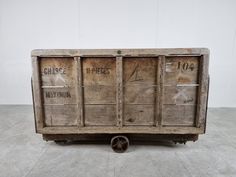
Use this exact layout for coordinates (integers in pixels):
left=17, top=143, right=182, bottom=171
left=43, top=133, right=199, bottom=145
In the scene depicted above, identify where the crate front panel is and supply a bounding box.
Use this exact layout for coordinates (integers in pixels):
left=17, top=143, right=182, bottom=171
left=162, top=56, right=200, bottom=126
left=40, top=57, right=77, bottom=126
left=35, top=54, right=204, bottom=129
left=83, top=58, right=117, bottom=126
left=123, top=58, right=157, bottom=125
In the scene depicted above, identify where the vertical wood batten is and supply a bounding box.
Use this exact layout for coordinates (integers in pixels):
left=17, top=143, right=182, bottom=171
left=32, top=56, right=44, bottom=130
left=156, top=56, right=165, bottom=126
left=116, top=56, right=123, bottom=127
left=75, top=57, right=84, bottom=127
left=195, top=54, right=209, bottom=127
left=154, top=58, right=159, bottom=126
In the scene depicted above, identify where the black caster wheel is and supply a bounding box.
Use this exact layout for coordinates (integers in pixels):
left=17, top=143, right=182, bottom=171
left=111, top=135, right=129, bottom=153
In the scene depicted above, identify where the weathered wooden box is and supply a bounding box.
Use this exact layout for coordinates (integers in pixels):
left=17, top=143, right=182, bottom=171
left=31, top=48, right=209, bottom=152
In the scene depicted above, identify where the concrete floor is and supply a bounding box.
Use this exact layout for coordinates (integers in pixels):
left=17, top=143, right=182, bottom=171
left=0, top=106, right=236, bottom=177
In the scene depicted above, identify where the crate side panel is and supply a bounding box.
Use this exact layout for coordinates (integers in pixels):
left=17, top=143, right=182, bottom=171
left=123, top=58, right=156, bottom=126
left=82, top=58, right=117, bottom=126
left=162, top=56, right=200, bottom=126
left=40, top=57, right=78, bottom=127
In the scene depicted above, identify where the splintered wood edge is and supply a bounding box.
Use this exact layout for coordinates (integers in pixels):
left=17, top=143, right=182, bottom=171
left=31, top=48, right=210, bottom=57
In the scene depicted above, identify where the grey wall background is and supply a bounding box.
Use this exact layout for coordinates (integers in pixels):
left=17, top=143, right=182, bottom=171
left=0, top=0, right=236, bottom=107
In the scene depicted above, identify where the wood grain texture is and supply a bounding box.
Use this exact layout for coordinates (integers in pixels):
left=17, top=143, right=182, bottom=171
left=44, top=105, right=77, bottom=126
left=84, top=105, right=116, bottom=126
left=124, top=85, right=155, bottom=104
left=124, top=105, right=154, bottom=125
left=84, top=85, right=116, bottom=104
left=162, top=105, right=196, bottom=126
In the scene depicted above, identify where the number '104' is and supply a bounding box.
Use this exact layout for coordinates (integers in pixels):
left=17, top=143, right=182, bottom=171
left=177, top=62, right=195, bottom=71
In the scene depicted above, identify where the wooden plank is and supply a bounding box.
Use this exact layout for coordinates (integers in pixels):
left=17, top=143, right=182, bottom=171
left=154, top=59, right=158, bottom=126
left=195, top=54, right=209, bottom=127
left=116, top=56, right=123, bottom=127
left=162, top=105, right=196, bottom=126
left=164, top=86, right=198, bottom=105
left=31, top=48, right=209, bottom=57
left=32, top=57, right=44, bottom=130
left=44, top=105, right=77, bottom=126
left=124, top=105, right=154, bottom=125
left=38, top=126, right=205, bottom=135
left=156, top=56, right=165, bottom=126
left=84, top=105, right=116, bottom=126
left=75, top=57, right=84, bottom=127
left=84, top=85, right=116, bottom=104
left=124, top=85, right=155, bottom=104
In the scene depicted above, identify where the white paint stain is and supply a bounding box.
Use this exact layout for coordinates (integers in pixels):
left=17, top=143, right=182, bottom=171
left=172, top=88, right=189, bottom=103
left=165, top=63, right=173, bottom=72
left=55, top=74, right=66, bottom=83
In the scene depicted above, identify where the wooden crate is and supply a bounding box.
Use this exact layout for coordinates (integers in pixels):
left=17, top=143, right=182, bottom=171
left=31, top=48, right=209, bottom=151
